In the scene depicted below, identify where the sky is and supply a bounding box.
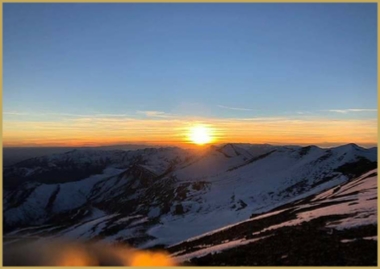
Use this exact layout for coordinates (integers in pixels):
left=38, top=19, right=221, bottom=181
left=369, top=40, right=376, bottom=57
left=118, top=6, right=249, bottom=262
left=3, top=3, right=378, bottom=147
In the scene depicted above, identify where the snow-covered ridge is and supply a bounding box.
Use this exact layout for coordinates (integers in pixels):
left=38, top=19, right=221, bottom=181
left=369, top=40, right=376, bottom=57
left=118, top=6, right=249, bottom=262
left=169, top=169, right=377, bottom=264
left=3, top=143, right=377, bottom=250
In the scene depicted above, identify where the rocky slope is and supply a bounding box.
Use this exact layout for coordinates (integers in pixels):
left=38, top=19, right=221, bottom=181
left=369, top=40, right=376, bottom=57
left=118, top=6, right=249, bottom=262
left=169, top=169, right=377, bottom=265
left=3, top=143, right=377, bottom=257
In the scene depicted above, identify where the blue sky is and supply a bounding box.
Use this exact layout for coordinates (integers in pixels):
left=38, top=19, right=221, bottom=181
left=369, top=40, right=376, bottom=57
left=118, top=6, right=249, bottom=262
left=3, top=3, right=378, bottom=146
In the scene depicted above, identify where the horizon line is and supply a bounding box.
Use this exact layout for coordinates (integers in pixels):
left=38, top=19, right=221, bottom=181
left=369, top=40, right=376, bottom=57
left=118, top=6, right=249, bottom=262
left=3, top=141, right=377, bottom=149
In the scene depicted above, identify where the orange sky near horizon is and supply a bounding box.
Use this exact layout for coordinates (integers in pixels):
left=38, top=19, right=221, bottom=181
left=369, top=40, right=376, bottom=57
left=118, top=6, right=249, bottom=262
left=3, top=115, right=377, bottom=148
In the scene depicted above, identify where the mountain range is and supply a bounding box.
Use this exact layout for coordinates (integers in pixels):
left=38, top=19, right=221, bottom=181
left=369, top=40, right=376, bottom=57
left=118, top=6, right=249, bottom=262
left=3, top=143, right=377, bottom=265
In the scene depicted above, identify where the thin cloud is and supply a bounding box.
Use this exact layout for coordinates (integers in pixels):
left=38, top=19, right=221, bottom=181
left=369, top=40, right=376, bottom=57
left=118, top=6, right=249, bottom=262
left=4, top=111, right=29, bottom=116
left=4, top=111, right=132, bottom=118
left=217, top=105, right=253, bottom=111
left=296, top=111, right=312, bottom=115
left=325, top=108, right=377, bottom=114
left=136, top=110, right=172, bottom=118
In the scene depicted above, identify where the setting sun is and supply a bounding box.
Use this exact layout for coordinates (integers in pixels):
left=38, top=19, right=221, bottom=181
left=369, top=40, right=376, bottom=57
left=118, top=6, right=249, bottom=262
left=189, top=125, right=213, bottom=145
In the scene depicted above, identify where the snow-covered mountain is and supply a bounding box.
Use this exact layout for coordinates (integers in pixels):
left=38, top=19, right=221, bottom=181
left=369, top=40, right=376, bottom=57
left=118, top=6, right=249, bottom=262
left=3, top=143, right=377, bottom=265
left=169, top=168, right=377, bottom=265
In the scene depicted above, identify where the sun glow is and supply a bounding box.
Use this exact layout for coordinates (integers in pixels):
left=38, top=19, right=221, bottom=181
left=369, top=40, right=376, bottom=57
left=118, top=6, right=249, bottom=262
left=188, top=125, right=213, bottom=145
